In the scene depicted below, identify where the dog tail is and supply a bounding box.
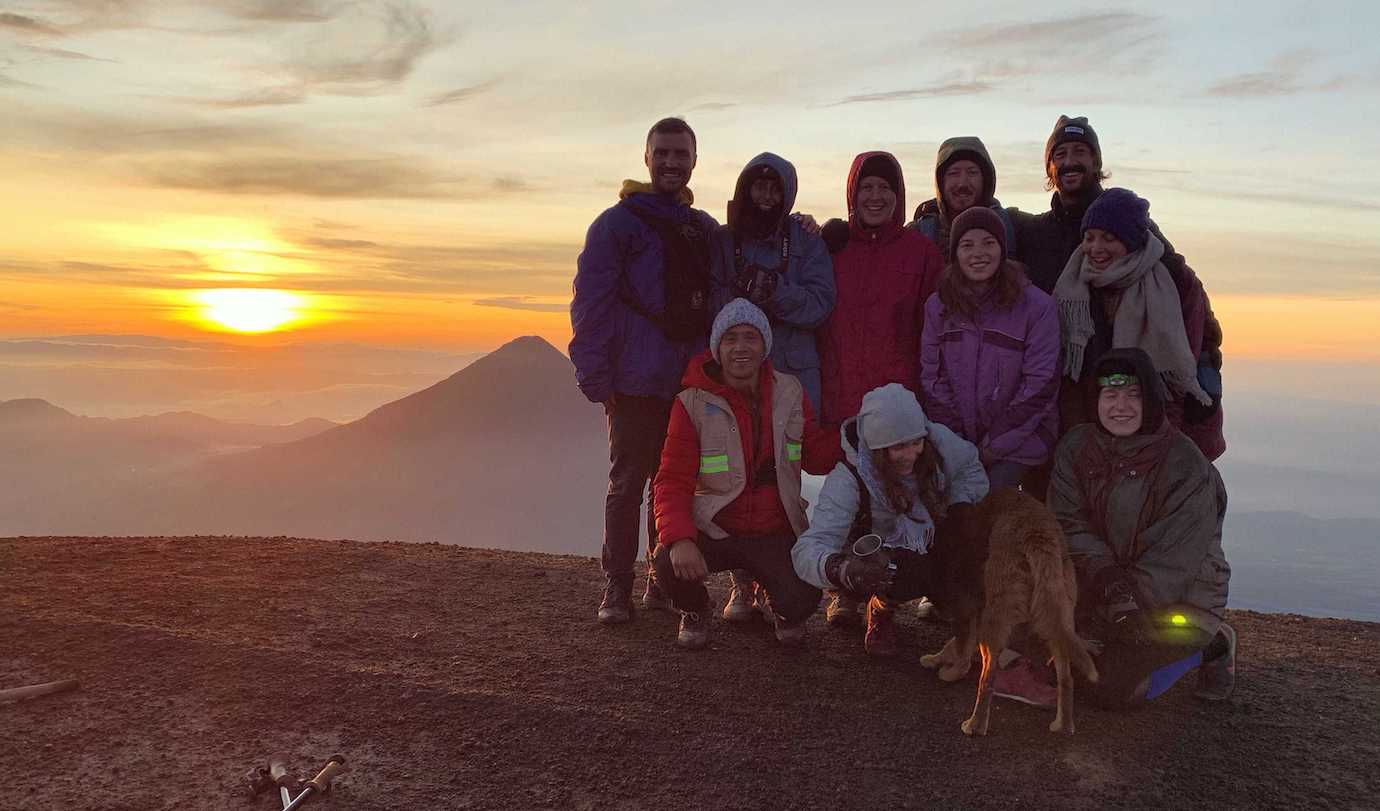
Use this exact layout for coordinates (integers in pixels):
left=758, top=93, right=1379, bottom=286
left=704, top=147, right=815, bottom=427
left=1026, top=543, right=1100, bottom=684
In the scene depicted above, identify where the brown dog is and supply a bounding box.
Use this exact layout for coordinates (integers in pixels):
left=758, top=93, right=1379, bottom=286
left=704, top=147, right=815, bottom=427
left=920, top=488, right=1098, bottom=735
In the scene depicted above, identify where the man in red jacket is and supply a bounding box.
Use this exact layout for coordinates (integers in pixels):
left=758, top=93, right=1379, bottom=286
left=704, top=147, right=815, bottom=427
left=652, top=298, right=834, bottom=649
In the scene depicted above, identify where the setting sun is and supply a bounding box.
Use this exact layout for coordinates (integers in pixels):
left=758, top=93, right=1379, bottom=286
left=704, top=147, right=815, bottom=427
left=195, top=289, right=305, bottom=333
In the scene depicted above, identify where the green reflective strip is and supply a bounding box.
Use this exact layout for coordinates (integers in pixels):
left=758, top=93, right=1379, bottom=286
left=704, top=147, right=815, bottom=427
left=786, top=442, right=802, bottom=461
left=699, top=454, right=729, bottom=474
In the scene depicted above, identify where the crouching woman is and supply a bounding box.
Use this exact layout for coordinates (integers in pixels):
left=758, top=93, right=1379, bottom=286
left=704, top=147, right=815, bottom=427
left=1049, top=348, right=1236, bottom=706
left=792, top=383, right=989, bottom=657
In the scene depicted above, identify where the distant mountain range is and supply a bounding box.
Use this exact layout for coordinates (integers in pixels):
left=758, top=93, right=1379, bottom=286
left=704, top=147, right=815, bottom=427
left=0, top=336, right=609, bottom=555
left=2, top=336, right=1376, bottom=621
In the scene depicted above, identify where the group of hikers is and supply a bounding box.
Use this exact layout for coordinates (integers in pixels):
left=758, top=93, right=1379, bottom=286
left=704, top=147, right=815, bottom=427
left=569, top=115, right=1234, bottom=710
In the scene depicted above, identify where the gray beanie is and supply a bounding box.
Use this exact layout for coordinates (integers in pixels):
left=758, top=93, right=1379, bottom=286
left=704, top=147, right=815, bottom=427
left=710, top=298, right=773, bottom=363
left=858, top=383, right=930, bottom=449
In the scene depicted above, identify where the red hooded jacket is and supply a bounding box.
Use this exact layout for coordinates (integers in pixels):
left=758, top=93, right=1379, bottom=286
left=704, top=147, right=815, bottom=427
left=818, top=151, right=944, bottom=444
left=654, top=351, right=834, bottom=545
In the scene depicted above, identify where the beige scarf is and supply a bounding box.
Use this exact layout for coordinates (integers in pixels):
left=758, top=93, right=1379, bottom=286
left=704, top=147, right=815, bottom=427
left=1054, top=234, right=1211, bottom=406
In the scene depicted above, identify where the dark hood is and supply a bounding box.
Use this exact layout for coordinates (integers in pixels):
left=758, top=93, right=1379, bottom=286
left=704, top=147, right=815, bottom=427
left=1093, top=348, right=1167, bottom=435
left=846, top=150, right=906, bottom=237
left=933, top=136, right=996, bottom=221
left=728, top=152, right=798, bottom=237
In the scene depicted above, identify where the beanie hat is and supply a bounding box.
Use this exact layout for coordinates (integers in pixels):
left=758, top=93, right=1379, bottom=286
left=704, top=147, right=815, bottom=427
left=949, top=205, right=1008, bottom=263
left=1045, top=115, right=1102, bottom=168
left=858, top=383, right=930, bottom=450
left=1081, top=187, right=1150, bottom=252
left=857, top=154, right=900, bottom=192
left=710, top=298, right=772, bottom=364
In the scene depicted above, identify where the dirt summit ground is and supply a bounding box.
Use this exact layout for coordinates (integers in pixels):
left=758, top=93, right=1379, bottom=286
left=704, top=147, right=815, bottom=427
left=2, top=536, right=1378, bottom=810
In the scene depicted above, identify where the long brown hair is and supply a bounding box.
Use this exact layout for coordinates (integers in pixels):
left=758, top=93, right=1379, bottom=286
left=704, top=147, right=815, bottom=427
left=871, top=441, right=946, bottom=520
left=937, top=258, right=1028, bottom=320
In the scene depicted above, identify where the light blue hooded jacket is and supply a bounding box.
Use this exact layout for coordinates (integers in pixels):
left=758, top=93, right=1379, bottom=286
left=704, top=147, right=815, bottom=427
left=709, top=152, right=835, bottom=411
left=792, top=407, right=990, bottom=591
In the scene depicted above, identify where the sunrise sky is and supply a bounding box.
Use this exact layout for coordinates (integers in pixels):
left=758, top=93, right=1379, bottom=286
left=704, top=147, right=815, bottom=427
left=3, top=1, right=1378, bottom=360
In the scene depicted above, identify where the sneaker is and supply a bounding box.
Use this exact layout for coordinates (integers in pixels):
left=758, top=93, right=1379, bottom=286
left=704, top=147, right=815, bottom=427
left=864, top=597, right=898, bottom=658
left=992, top=656, right=1057, bottom=708
left=1195, top=622, right=1237, bottom=702
left=825, top=591, right=861, bottom=628
left=597, top=582, right=632, bottom=625
left=677, top=611, right=709, bottom=650
left=641, top=577, right=672, bottom=612
left=722, top=572, right=758, bottom=622
left=773, top=615, right=807, bottom=646
left=915, top=596, right=946, bottom=623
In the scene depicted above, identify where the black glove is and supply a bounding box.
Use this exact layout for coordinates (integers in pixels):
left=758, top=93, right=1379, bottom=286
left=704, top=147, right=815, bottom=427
left=825, top=552, right=893, bottom=595
left=820, top=218, right=850, bottom=254
left=1095, top=567, right=1151, bottom=641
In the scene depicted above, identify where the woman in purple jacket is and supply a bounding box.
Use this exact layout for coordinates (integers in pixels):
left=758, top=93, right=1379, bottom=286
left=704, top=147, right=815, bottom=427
left=920, top=206, right=1061, bottom=490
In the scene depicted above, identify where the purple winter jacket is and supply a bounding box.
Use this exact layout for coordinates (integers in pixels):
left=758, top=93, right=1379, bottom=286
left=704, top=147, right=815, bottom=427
left=919, top=282, right=1060, bottom=467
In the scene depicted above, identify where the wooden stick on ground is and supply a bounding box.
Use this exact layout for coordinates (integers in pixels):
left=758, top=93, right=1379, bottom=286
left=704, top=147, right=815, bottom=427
left=0, top=679, right=80, bottom=704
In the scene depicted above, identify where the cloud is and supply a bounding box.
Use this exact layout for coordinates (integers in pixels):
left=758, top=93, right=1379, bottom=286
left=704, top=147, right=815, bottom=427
left=943, top=12, right=1155, bottom=49
left=829, top=81, right=993, bottom=106
left=0, top=12, right=64, bottom=35
left=21, top=44, right=114, bottom=61
left=0, top=73, right=40, bottom=89
left=134, top=154, right=466, bottom=199
left=924, top=12, right=1163, bottom=81
left=473, top=296, right=568, bottom=313
left=216, top=1, right=344, bottom=23
left=176, top=87, right=309, bottom=109
left=425, top=80, right=497, bottom=107
left=281, top=2, right=445, bottom=93
left=1205, top=71, right=1363, bottom=97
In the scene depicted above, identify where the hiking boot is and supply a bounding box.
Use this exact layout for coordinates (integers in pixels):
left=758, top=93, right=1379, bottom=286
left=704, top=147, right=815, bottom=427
left=677, top=611, right=709, bottom=650
left=915, top=595, right=947, bottom=623
left=641, top=577, right=672, bottom=612
left=993, top=656, right=1057, bottom=708
left=825, top=591, right=861, bottom=628
left=1195, top=622, right=1237, bottom=702
left=774, top=615, right=807, bottom=647
left=722, top=571, right=758, bottom=622
left=864, top=597, right=899, bottom=658
left=597, top=582, right=632, bottom=625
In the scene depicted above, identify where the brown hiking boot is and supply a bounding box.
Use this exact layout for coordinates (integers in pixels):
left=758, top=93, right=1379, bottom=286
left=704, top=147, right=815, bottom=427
left=677, top=611, right=710, bottom=650
left=825, top=591, right=861, bottom=628
left=722, top=570, right=758, bottom=622
left=864, top=596, right=898, bottom=658
left=641, top=576, right=672, bottom=612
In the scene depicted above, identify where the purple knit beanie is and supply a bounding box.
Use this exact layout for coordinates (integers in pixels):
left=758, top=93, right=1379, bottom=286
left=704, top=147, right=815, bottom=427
left=949, top=206, right=1008, bottom=263
left=1081, top=188, right=1150, bottom=252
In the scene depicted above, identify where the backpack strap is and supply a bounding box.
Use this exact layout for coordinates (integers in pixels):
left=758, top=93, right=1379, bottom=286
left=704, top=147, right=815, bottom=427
left=839, top=458, right=872, bottom=542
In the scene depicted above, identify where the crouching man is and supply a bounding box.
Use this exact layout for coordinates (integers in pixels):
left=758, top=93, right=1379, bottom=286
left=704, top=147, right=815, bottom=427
left=652, top=299, right=835, bottom=649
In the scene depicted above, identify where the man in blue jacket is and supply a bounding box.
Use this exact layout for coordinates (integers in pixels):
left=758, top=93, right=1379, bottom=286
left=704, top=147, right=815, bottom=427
left=708, top=152, right=835, bottom=621
left=570, top=117, right=719, bottom=624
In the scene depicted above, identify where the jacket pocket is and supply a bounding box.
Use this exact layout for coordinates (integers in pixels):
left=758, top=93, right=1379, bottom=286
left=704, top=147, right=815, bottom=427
left=696, top=445, right=733, bottom=495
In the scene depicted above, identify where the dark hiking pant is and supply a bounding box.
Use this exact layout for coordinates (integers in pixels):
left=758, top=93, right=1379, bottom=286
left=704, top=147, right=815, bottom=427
left=652, top=534, right=822, bottom=624
left=1079, top=622, right=1221, bottom=709
left=603, top=395, right=673, bottom=593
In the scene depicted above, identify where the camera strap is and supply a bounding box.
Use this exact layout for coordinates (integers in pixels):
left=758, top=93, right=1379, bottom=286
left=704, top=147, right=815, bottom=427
left=732, top=230, right=791, bottom=274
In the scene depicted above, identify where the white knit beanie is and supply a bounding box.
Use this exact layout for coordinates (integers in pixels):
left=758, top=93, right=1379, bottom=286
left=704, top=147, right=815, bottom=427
left=710, top=298, right=773, bottom=363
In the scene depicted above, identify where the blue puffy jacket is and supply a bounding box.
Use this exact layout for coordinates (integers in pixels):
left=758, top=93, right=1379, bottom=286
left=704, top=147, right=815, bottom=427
left=570, top=188, right=718, bottom=403
left=709, top=153, right=835, bottom=411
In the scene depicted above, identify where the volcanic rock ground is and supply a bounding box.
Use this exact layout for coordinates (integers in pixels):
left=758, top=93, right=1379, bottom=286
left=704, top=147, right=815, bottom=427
left=2, top=536, right=1377, bottom=810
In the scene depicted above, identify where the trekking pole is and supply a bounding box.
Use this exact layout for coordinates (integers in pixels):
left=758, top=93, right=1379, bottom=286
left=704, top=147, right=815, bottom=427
left=280, top=755, right=346, bottom=811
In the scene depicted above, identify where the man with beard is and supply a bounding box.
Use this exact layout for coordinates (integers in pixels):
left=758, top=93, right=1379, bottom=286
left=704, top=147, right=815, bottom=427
left=571, top=117, right=719, bottom=625
left=910, top=136, right=1015, bottom=260
left=708, top=153, right=836, bottom=621
left=1011, top=116, right=1225, bottom=473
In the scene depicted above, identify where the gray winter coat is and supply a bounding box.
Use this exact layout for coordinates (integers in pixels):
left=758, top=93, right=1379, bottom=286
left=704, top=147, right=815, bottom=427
left=792, top=416, right=990, bottom=590
left=1048, top=423, right=1230, bottom=635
